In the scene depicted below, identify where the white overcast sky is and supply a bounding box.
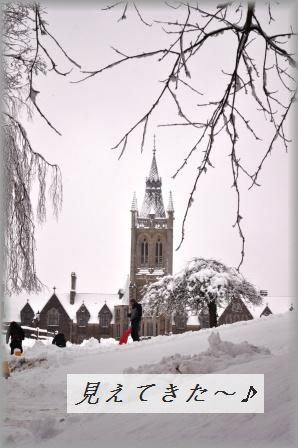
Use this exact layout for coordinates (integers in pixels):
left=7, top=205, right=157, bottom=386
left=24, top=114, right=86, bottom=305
left=22, top=1, right=295, bottom=298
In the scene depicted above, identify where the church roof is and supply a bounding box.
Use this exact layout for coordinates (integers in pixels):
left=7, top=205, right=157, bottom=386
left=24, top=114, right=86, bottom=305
left=5, top=291, right=122, bottom=324
left=260, top=304, right=273, bottom=317
left=199, top=296, right=291, bottom=319
left=140, top=148, right=166, bottom=218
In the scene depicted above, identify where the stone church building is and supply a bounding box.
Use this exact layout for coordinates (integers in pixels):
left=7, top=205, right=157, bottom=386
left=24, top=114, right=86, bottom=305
left=5, top=144, right=275, bottom=343
left=6, top=146, right=198, bottom=343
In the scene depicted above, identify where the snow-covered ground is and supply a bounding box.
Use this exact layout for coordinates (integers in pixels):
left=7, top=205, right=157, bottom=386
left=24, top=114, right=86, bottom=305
left=1, top=312, right=296, bottom=448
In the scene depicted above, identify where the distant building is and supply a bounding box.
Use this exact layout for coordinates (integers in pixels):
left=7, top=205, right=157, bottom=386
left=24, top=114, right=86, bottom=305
left=4, top=140, right=291, bottom=342
left=7, top=273, right=124, bottom=343
left=218, top=296, right=254, bottom=326
left=199, top=297, right=254, bottom=329
left=5, top=144, right=198, bottom=343
left=128, top=143, right=180, bottom=336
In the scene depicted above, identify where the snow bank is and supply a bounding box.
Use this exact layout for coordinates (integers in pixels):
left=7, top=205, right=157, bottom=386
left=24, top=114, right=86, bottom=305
left=124, top=332, right=271, bottom=374
left=2, top=311, right=296, bottom=448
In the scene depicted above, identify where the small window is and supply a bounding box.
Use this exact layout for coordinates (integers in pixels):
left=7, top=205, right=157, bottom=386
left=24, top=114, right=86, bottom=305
left=155, top=239, right=163, bottom=267
left=174, top=314, right=187, bottom=330
left=47, top=308, right=59, bottom=326
left=141, top=238, right=149, bottom=266
left=78, top=314, right=87, bottom=327
left=115, top=308, right=121, bottom=322
left=100, top=313, right=111, bottom=328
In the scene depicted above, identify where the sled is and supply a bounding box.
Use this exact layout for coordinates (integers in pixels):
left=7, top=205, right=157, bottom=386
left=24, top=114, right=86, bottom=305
left=119, top=328, right=131, bottom=345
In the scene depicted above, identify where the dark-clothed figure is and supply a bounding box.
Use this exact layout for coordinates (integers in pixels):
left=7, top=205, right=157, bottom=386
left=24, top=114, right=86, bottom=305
left=52, top=331, right=67, bottom=348
left=128, top=299, right=142, bottom=341
left=6, top=321, right=25, bottom=355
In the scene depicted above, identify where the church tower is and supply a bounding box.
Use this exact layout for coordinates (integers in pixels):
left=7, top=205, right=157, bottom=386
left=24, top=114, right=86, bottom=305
left=129, top=140, right=174, bottom=302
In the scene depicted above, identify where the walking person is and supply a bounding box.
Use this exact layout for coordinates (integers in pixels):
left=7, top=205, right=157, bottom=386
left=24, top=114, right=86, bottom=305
left=6, top=321, right=25, bottom=355
left=128, top=299, right=142, bottom=342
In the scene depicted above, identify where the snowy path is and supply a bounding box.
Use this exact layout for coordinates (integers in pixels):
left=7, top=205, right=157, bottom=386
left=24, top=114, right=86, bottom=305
left=2, top=312, right=296, bottom=448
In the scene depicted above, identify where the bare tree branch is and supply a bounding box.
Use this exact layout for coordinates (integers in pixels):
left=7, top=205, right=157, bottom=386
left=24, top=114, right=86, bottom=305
left=3, top=3, right=79, bottom=293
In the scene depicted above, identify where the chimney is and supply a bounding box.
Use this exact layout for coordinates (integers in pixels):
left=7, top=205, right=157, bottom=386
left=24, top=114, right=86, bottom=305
left=70, top=272, right=77, bottom=305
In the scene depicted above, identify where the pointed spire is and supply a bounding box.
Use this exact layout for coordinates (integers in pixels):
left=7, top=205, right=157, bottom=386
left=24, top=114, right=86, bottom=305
left=131, top=191, right=138, bottom=212
left=148, top=137, right=160, bottom=183
left=167, top=191, right=174, bottom=213
left=140, top=136, right=166, bottom=218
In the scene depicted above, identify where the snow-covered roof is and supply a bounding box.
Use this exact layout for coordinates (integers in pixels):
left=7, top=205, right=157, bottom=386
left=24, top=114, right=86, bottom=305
left=5, top=291, right=122, bottom=324
left=217, top=296, right=292, bottom=319
left=248, top=297, right=292, bottom=318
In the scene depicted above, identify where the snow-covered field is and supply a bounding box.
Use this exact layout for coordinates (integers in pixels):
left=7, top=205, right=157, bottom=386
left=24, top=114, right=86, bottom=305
left=1, top=312, right=296, bottom=448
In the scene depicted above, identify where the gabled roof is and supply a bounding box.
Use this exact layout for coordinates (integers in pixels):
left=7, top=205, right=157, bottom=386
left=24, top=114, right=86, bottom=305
left=5, top=291, right=121, bottom=324
left=20, top=301, right=34, bottom=314
left=76, top=302, right=91, bottom=317
left=44, top=293, right=73, bottom=319
left=199, top=296, right=291, bottom=319
left=218, top=296, right=253, bottom=322
left=99, top=303, right=113, bottom=315
left=260, top=304, right=273, bottom=317
left=242, top=296, right=291, bottom=318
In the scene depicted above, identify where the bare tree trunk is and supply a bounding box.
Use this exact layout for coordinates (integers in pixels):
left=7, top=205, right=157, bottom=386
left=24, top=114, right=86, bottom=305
left=208, top=301, right=217, bottom=328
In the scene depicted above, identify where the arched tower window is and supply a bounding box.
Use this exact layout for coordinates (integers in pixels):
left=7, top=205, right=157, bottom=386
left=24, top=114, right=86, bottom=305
left=47, top=308, right=59, bottom=326
left=141, top=238, right=149, bottom=266
left=155, top=238, right=163, bottom=267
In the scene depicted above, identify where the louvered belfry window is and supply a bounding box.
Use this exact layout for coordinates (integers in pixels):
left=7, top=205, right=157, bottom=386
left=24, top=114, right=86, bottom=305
left=155, top=238, right=163, bottom=266
left=141, top=238, right=149, bottom=266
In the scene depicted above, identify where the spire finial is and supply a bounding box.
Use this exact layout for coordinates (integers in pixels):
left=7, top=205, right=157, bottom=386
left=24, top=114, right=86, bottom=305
left=53, top=286, right=56, bottom=294
left=153, top=134, right=156, bottom=156
left=131, top=191, right=138, bottom=212
left=167, top=191, right=174, bottom=213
